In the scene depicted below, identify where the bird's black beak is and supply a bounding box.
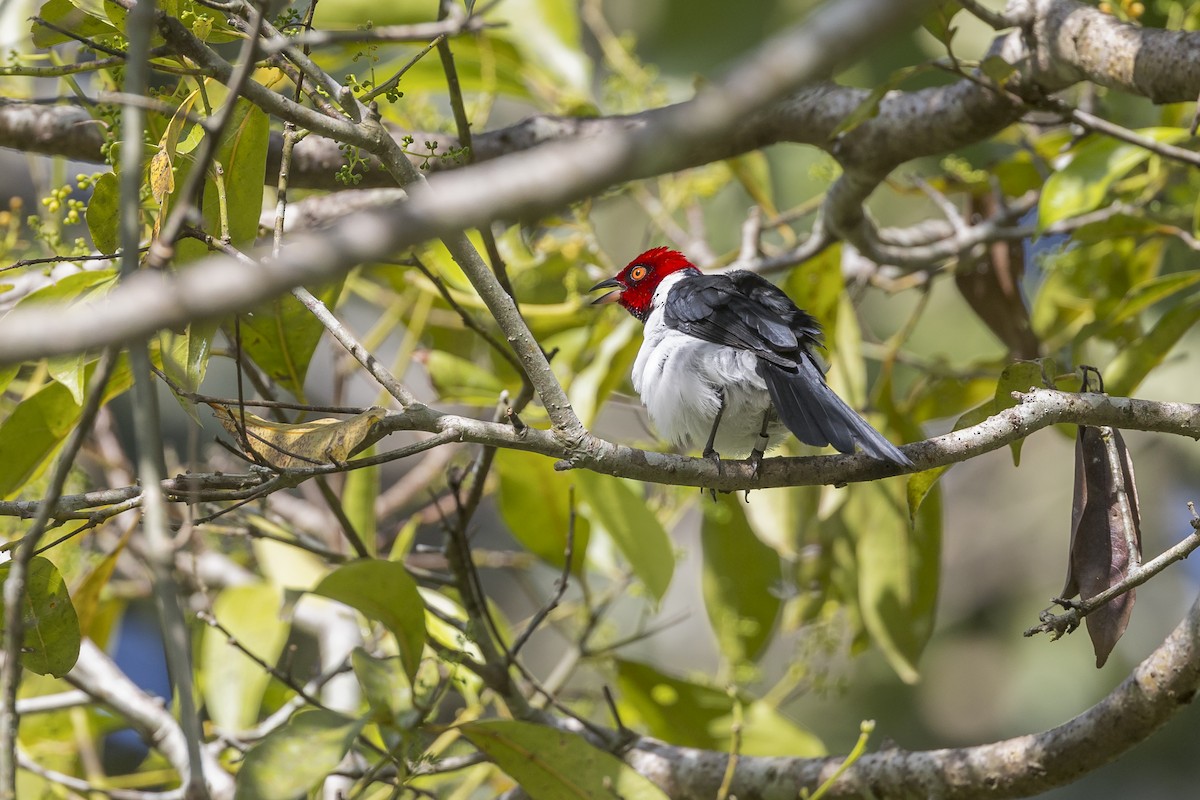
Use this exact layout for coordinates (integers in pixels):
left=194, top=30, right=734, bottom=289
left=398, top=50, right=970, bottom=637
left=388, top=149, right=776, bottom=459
left=589, top=277, right=622, bottom=305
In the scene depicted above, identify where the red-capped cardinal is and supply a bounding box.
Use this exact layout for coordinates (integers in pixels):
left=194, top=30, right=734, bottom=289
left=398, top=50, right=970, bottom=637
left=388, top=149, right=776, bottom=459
left=590, top=247, right=913, bottom=471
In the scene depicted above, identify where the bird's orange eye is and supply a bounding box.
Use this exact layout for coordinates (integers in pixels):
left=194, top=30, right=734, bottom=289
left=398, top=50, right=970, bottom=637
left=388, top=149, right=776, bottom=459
left=628, top=265, right=648, bottom=282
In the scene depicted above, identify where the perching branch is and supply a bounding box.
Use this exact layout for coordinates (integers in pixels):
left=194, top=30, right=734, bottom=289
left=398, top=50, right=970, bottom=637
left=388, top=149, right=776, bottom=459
left=0, top=389, right=1195, bottom=521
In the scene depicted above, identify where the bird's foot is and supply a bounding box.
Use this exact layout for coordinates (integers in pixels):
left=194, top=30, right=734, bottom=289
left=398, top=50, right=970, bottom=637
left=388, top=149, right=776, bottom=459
left=702, top=447, right=724, bottom=501
left=742, top=448, right=768, bottom=503
left=747, top=447, right=765, bottom=479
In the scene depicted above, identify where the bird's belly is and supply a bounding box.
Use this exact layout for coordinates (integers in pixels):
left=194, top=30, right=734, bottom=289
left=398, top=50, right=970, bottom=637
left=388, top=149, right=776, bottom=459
left=631, top=333, right=785, bottom=456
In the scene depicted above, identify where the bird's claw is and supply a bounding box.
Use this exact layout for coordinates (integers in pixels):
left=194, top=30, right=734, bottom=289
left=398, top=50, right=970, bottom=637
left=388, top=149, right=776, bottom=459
left=702, top=447, right=723, bottom=501
left=747, top=447, right=765, bottom=479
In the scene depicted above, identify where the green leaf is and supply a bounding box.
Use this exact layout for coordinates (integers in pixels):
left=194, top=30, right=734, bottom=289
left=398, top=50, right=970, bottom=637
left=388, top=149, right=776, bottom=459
left=23, top=267, right=121, bottom=405
left=979, top=54, right=1017, bottom=84
left=32, top=0, right=117, bottom=48
left=1104, top=271, right=1200, bottom=330
left=905, top=398, right=992, bottom=523
left=419, top=588, right=484, bottom=669
left=170, top=89, right=267, bottom=266
left=347, top=33, right=534, bottom=101
left=741, top=484, right=817, bottom=560
left=157, top=321, right=216, bottom=423
left=233, top=709, right=363, bottom=800
left=215, top=99, right=269, bottom=245
left=1105, top=294, right=1200, bottom=397
left=922, top=1, right=961, bottom=48
left=570, top=316, right=641, bottom=427
left=0, top=363, right=17, bottom=395
left=615, top=659, right=738, bottom=749
left=853, top=481, right=940, bottom=684
left=85, top=172, right=120, bottom=255
left=45, top=353, right=87, bottom=405
left=907, top=374, right=997, bottom=426
left=614, top=660, right=825, bottom=756
left=462, top=719, right=669, bottom=800
left=239, top=281, right=342, bottom=401
left=701, top=495, right=781, bottom=664
left=1040, top=128, right=1188, bottom=227
left=18, top=269, right=117, bottom=307
left=0, top=556, right=80, bottom=677
left=494, top=449, right=589, bottom=573
left=830, top=84, right=891, bottom=139
left=736, top=700, right=825, bottom=757
left=159, top=320, right=216, bottom=394
left=576, top=471, right=674, bottom=602
left=201, top=582, right=290, bottom=732
left=0, top=357, right=131, bottom=499
left=905, top=466, right=947, bottom=526
left=0, top=380, right=79, bottom=499
left=312, top=560, right=426, bottom=683
left=727, top=151, right=775, bottom=213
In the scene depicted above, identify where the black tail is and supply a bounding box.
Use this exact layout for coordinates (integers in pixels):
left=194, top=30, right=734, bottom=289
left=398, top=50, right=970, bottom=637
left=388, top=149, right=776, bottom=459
left=759, top=359, right=913, bottom=468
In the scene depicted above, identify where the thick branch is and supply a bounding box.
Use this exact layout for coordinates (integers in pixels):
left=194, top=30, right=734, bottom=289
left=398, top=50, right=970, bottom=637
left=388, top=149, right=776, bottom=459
left=0, top=0, right=931, bottom=365
left=3, top=1, right=1197, bottom=192
left=626, top=587, right=1200, bottom=798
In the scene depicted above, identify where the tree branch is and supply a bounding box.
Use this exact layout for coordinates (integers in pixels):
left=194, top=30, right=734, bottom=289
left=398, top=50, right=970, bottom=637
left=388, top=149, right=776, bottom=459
left=1, top=390, right=1195, bottom=512
left=625, top=587, right=1200, bottom=798
left=64, top=641, right=234, bottom=800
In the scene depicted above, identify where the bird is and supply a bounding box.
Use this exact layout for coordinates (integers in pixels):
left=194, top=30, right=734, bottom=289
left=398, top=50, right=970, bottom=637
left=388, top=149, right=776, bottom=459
left=590, top=247, right=913, bottom=472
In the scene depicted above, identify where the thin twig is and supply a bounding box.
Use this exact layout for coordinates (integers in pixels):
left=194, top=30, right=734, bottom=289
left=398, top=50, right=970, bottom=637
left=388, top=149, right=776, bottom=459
left=1049, top=99, right=1200, bottom=168
left=1025, top=513, right=1200, bottom=639
left=361, top=34, right=446, bottom=104
left=715, top=692, right=743, bottom=800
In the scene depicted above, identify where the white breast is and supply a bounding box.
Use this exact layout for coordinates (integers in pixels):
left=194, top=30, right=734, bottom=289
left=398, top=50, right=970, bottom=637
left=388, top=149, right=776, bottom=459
left=630, top=274, right=787, bottom=456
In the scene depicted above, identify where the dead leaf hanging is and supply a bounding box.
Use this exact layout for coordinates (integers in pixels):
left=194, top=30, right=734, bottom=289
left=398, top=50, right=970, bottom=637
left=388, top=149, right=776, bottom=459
left=1060, top=369, right=1142, bottom=667
left=209, top=404, right=388, bottom=470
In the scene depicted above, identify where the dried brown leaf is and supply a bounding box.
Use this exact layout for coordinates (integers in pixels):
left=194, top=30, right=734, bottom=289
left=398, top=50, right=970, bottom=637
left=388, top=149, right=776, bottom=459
left=1062, top=425, right=1142, bottom=667
left=209, top=404, right=387, bottom=470
left=955, top=193, right=1040, bottom=359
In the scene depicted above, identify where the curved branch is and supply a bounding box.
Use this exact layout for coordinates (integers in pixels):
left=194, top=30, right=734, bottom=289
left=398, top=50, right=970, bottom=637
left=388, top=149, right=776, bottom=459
left=65, top=641, right=234, bottom=800
left=380, top=389, right=1200, bottom=491
left=3, top=390, right=1195, bottom=513
left=626, top=588, right=1200, bottom=799
left=0, top=0, right=931, bottom=365
left=2, top=1, right=1195, bottom=201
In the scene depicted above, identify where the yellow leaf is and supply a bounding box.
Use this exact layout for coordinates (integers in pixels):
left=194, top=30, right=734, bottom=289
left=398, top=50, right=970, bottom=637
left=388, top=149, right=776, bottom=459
left=208, top=405, right=387, bottom=469
left=149, top=148, right=174, bottom=205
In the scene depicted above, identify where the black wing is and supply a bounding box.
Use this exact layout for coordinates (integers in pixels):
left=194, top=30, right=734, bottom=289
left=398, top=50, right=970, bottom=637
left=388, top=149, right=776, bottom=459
left=661, top=270, right=821, bottom=367
left=726, top=271, right=824, bottom=351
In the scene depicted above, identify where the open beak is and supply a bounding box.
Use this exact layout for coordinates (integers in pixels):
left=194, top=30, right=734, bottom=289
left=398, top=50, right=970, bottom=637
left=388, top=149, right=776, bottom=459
left=589, top=277, right=622, bottom=305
